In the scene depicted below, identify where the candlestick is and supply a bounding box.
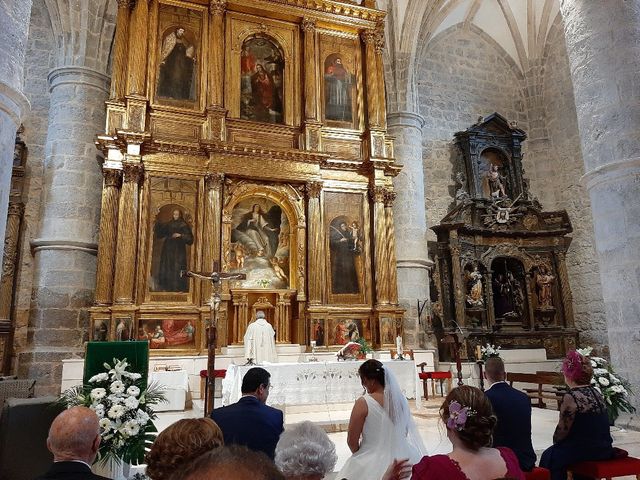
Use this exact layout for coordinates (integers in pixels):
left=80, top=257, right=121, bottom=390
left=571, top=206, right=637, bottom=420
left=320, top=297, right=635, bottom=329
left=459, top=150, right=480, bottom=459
left=396, top=335, right=403, bottom=357
left=476, top=344, right=482, bottom=360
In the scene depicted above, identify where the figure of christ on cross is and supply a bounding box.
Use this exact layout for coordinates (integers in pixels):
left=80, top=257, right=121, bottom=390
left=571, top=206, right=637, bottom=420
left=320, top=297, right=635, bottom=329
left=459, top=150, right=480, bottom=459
left=181, top=262, right=246, bottom=415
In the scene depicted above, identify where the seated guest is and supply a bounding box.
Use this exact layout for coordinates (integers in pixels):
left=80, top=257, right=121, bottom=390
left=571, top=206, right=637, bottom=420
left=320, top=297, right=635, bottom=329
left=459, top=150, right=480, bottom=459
left=146, top=418, right=223, bottom=480
left=540, top=350, right=613, bottom=480
left=211, top=366, right=284, bottom=459
left=275, top=421, right=337, bottom=480
left=35, top=406, right=110, bottom=480
left=175, top=445, right=284, bottom=480
left=412, top=385, right=524, bottom=480
left=484, top=356, right=536, bottom=471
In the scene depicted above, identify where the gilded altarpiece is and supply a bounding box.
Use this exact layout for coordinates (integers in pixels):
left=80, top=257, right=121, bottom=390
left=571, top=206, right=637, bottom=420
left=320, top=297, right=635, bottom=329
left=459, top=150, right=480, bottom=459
left=93, top=0, right=403, bottom=356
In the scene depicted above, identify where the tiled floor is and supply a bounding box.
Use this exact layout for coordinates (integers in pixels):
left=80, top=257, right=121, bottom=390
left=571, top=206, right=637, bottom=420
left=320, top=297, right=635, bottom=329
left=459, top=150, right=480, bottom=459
left=150, top=397, right=640, bottom=479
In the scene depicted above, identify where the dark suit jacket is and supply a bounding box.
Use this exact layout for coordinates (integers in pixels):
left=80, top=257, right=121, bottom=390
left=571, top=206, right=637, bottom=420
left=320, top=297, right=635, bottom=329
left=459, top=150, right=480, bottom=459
left=34, top=461, right=111, bottom=480
left=211, top=395, right=284, bottom=459
left=485, top=381, right=537, bottom=472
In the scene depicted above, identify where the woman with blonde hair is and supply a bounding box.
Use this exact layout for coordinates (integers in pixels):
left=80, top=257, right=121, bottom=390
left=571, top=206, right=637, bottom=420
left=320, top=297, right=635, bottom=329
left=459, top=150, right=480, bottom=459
left=146, top=418, right=224, bottom=480
left=412, top=385, right=524, bottom=480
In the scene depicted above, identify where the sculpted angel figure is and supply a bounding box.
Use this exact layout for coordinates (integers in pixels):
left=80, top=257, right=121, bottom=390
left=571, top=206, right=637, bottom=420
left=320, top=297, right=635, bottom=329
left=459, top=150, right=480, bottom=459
left=158, top=27, right=196, bottom=100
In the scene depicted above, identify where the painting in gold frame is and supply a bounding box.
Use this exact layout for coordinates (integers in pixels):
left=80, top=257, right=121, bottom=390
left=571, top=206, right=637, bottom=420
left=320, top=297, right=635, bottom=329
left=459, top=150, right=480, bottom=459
left=327, top=318, right=367, bottom=346
left=154, top=3, right=204, bottom=109
left=139, top=316, right=199, bottom=353
left=145, top=177, right=199, bottom=304
left=92, top=317, right=110, bottom=342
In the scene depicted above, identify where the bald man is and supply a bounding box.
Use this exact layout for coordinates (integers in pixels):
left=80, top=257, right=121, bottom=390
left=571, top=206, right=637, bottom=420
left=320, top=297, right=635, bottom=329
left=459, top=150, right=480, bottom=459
left=35, top=406, right=111, bottom=480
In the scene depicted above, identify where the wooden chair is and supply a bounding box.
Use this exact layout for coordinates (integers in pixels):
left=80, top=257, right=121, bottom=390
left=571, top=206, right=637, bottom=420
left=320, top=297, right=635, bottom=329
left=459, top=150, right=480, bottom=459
left=507, top=372, right=565, bottom=409
left=417, top=363, right=452, bottom=400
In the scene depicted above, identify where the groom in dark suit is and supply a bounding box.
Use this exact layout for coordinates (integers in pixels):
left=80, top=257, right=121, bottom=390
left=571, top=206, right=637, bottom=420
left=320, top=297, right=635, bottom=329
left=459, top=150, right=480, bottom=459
left=35, top=406, right=111, bottom=480
left=484, top=356, right=536, bottom=472
left=211, top=367, right=284, bottom=459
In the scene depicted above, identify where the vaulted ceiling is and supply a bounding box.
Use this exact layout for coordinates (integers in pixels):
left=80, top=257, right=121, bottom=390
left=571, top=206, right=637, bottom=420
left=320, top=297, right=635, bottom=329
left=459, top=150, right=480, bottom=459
left=380, top=0, right=561, bottom=72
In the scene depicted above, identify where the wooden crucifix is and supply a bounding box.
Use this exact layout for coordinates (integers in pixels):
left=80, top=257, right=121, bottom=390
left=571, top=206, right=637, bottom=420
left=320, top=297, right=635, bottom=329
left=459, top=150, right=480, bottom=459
left=181, top=261, right=246, bottom=416
left=442, top=320, right=470, bottom=387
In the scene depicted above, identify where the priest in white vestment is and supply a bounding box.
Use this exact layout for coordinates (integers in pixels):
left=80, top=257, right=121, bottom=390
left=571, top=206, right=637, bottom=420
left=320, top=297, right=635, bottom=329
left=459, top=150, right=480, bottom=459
left=243, top=310, right=278, bottom=364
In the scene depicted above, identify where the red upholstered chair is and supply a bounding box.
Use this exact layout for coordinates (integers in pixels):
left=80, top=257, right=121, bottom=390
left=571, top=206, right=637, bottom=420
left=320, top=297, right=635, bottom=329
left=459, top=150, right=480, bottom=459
left=525, top=467, right=551, bottom=480
left=567, top=455, right=640, bottom=480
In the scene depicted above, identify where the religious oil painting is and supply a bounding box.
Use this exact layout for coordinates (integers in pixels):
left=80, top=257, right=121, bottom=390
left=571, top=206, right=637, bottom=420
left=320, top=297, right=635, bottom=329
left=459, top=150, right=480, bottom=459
left=240, top=35, right=285, bottom=124
left=92, top=318, right=109, bottom=342
left=324, top=53, right=355, bottom=123
left=155, top=5, right=202, bottom=107
left=114, top=317, right=134, bottom=342
left=325, top=191, right=366, bottom=302
left=150, top=204, right=194, bottom=293
left=230, top=198, right=290, bottom=289
left=310, top=319, right=326, bottom=347
left=140, top=318, right=197, bottom=350
left=328, top=318, right=364, bottom=346
left=379, top=317, right=397, bottom=346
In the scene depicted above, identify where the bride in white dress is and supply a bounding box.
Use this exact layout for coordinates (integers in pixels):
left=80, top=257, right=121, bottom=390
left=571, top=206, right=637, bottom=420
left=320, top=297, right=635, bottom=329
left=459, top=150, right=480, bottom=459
left=337, top=359, right=426, bottom=480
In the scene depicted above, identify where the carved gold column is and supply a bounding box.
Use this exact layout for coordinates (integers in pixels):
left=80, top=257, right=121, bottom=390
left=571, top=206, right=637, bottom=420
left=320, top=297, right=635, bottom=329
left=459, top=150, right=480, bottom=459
left=449, top=233, right=466, bottom=327
left=94, top=169, right=122, bottom=305
left=113, top=161, right=143, bottom=304
left=484, top=271, right=495, bottom=330
left=126, top=0, right=149, bottom=96
left=361, top=29, right=381, bottom=128
left=554, top=251, right=575, bottom=328
left=111, top=0, right=133, bottom=99
left=202, top=173, right=224, bottom=302
left=371, top=186, right=389, bottom=305
left=0, top=202, right=24, bottom=323
left=306, top=182, right=324, bottom=305
left=206, top=1, right=227, bottom=140
left=302, top=19, right=321, bottom=151
left=383, top=189, right=398, bottom=304
left=373, top=24, right=386, bottom=130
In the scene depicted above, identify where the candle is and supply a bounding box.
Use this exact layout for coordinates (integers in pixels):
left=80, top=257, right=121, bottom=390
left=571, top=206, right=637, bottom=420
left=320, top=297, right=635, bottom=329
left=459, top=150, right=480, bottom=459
left=476, top=345, right=482, bottom=360
left=310, top=340, right=316, bottom=348
left=396, top=335, right=403, bottom=356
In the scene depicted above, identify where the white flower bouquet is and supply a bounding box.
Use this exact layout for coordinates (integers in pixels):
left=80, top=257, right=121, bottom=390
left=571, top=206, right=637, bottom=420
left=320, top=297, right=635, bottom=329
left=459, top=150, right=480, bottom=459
left=59, top=358, right=166, bottom=466
left=577, top=347, right=636, bottom=423
left=480, top=343, right=501, bottom=361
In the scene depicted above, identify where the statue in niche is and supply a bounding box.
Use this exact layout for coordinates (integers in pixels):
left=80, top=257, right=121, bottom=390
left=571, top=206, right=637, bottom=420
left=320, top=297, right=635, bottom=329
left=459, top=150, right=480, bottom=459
left=158, top=27, right=196, bottom=101
left=324, top=54, right=354, bottom=122
left=465, top=266, right=484, bottom=307
left=492, top=269, right=524, bottom=319
left=487, top=164, right=507, bottom=199
left=329, top=217, right=361, bottom=294
left=153, top=207, right=194, bottom=292
left=535, top=264, right=556, bottom=308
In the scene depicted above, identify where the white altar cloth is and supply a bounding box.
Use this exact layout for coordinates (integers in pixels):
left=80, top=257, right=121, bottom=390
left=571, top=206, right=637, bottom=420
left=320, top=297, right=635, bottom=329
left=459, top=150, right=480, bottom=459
left=150, top=370, right=189, bottom=412
left=222, top=360, right=420, bottom=407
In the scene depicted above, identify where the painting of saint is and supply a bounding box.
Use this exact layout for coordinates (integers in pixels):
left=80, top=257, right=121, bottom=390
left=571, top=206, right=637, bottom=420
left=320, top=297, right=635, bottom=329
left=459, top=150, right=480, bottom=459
left=152, top=206, right=194, bottom=292
left=324, top=54, right=354, bottom=123
left=329, top=319, right=364, bottom=345
left=115, top=318, right=133, bottom=341
left=240, top=36, right=284, bottom=124
left=158, top=27, right=196, bottom=101
left=311, top=320, right=325, bottom=347
left=94, top=320, right=108, bottom=342
left=230, top=198, right=290, bottom=289
left=329, top=216, right=361, bottom=294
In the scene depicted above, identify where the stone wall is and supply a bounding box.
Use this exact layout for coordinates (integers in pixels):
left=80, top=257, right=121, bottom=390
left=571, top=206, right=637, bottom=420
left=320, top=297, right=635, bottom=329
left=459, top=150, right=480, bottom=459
left=416, top=25, right=528, bottom=238
left=10, top=0, right=54, bottom=372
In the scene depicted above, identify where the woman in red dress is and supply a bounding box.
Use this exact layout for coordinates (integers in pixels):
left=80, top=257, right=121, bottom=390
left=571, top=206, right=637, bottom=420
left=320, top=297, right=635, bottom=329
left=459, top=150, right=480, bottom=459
left=412, top=386, right=524, bottom=480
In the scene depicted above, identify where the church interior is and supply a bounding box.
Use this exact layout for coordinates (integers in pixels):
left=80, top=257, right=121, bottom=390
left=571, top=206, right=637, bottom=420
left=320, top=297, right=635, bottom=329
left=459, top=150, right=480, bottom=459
left=0, top=0, right=640, bottom=477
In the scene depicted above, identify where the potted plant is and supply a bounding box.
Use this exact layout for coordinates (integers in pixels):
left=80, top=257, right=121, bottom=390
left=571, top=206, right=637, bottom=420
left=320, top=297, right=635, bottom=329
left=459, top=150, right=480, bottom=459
left=356, top=338, right=373, bottom=359
left=577, top=347, right=636, bottom=424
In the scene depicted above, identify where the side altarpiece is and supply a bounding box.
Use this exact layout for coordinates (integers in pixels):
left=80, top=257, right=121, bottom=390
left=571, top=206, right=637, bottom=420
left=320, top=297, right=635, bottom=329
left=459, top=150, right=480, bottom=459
left=430, top=114, right=578, bottom=361
left=91, top=0, right=403, bottom=355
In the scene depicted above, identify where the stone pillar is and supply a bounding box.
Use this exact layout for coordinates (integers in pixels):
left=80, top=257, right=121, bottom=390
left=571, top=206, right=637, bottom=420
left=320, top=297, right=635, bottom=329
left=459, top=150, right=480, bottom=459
left=387, top=111, right=430, bottom=347
left=22, top=66, right=109, bottom=393
left=559, top=0, right=640, bottom=407
left=0, top=0, right=32, bottom=254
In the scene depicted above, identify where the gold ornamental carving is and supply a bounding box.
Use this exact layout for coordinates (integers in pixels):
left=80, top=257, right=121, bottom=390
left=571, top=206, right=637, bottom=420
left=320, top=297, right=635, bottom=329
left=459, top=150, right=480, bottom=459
left=383, top=189, right=396, bottom=207
left=301, top=18, right=317, bottom=32
left=122, top=162, right=144, bottom=184
left=369, top=185, right=386, bottom=203
left=209, top=0, right=227, bottom=16
left=305, top=181, right=322, bottom=199
left=103, top=169, right=123, bottom=188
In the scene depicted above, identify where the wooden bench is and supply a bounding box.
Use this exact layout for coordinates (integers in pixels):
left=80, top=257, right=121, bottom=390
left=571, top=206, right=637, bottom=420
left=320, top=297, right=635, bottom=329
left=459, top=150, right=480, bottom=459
left=508, top=371, right=565, bottom=408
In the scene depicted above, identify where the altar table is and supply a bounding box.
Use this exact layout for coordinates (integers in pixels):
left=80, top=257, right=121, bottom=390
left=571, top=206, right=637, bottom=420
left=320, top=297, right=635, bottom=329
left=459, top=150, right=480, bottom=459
left=222, top=360, right=420, bottom=407
left=150, top=369, right=189, bottom=412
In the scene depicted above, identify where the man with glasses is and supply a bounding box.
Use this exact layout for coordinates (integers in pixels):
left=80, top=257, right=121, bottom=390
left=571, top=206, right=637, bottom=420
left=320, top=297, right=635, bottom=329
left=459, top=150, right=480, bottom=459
left=211, top=367, right=283, bottom=459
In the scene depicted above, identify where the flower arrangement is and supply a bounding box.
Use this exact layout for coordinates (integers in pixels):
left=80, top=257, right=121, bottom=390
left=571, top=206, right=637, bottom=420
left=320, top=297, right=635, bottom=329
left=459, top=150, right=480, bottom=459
left=59, top=358, right=166, bottom=466
left=480, top=343, right=501, bottom=361
left=337, top=342, right=362, bottom=360
left=356, top=337, right=373, bottom=354
left=577, top=347, right=636, bottom=423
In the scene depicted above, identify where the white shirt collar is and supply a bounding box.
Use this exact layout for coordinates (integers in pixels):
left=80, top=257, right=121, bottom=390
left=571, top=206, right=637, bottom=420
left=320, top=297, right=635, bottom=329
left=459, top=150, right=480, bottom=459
left=485, top=380, right=507, bottom=391
left=56, top=460, right=92, bottom=469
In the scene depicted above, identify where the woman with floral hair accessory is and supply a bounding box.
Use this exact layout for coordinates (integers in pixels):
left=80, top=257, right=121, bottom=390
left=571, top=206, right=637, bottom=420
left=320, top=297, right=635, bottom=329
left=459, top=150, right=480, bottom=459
left=412, top=385, right=524, bottom=480
left=540, top=350, right=613, bottom=480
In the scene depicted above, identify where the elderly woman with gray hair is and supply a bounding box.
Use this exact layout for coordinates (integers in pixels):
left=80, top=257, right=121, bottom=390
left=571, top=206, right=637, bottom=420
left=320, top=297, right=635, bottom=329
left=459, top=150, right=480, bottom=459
left=275, top=421, right=337, bottom=480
